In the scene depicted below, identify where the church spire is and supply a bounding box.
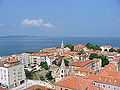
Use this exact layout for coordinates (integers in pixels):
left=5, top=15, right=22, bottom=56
left=61, top=41, right=64, bottom=49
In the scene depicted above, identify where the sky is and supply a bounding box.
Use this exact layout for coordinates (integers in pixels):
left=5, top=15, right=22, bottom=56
left=0, top=0, right=120, bottom=37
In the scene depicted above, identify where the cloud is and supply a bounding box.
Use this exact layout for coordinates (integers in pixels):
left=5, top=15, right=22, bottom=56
left=22, top=18, right=55, bottom=28
left=44, top=23, right=55, bottom=28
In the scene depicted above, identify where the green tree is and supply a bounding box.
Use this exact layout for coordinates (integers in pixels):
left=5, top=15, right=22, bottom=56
left=46, top=71, right=53, bottom=80
left=89, top=53, right=99, bottom=60
left=109, top=48, right=116, bottom=52
left=99, top=55, right=109, bottom=67
left=78, top=49, right=84, bottom=54
left=117, top=49, right=120, bottom=53
left=25, top=69, right=34, bottom=79
left=94, top=45, right=101, bottom=50
left=40, top=76, right=44, bottom=81
left=52, top=60, right=57, bottom=65
left=86, top=43, right=94, bottom=49
left=40, top=62, right=49, bottom=70
left=64, top=44, right=74, bottom=51
left=35, top=88, right=41, bottom=90
left=58, top=59, right=69, bottom=66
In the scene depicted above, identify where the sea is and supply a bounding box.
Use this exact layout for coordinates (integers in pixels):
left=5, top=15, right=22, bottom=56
left=0, top=36, right=120, bottom=56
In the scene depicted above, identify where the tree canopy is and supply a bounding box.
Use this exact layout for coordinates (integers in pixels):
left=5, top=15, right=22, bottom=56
left=25, top=69, right=35, bottom=79
left=40, top=62, right=49, bottom=70
left=94, top=45, right=101, bottom=50
left=64, top=44, right=74, bottom=51
left=58, top=59, right=69, bottom=66
left=89, top=53, right=99, bottom=60
left=46, top=71, right=53, bottom=80
left=89, top=53, right=109, bottom=67
left=52, top=60, right=57, bottom=65
left=35, top=88, right=41, bottom=90
left=99, top=55, right=109, bottom=67
left=86, top=43, right=94, bottom=49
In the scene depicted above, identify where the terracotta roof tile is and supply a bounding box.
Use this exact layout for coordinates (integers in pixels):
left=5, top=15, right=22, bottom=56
left=4, top=58, right=20, bottom=63
left=70, top=60, right=93, bottom=67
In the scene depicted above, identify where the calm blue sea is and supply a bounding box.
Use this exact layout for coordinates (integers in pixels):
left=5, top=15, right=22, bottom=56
left=0, top=36, right=120, bottom=56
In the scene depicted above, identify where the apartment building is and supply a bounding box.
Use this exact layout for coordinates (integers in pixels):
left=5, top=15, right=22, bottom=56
left=0, top=58, right=25, bottom=89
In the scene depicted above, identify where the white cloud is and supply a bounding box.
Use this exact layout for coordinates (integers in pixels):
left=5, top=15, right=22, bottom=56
left=44, top=23, right=55, bottom=28
left=22, top=18, right=55, bottom=28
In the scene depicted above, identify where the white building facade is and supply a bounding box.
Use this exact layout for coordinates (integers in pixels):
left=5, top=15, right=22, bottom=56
left=0, top=58, right=25, bottom=89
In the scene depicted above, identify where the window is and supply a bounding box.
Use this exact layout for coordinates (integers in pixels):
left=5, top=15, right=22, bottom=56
left=103, top=85, right=105, bottom=88
left=61, top=70, right=63, bottom=73
left=1, top=77, right=3, bottom=80
left=4, top=70, right=6, bottom=73
left=65, top=89, right=68, bottom=90
left=114, top=87, right=116, bottom=90
left=108, top=86, right=110, bottom=88
left=61, top=75, right=63, bottom=77
left=60, top=88, right=62, bottom=90
left=98, top=84, right=100, bottom=86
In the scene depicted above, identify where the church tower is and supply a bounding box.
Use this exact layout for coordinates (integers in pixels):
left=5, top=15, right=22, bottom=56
left=59, top=41, right=64, bottom=56
left=61, top=41, right=64, bottom=49
left=60, top=59, right=67, bottom=79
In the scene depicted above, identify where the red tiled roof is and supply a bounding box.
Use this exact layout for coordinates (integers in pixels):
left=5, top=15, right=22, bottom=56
left=0, top=88, right=6, bottom=90
left=88, top=63, right=120, bottom=86
left=75, top=67, right=94, bottom=74
left=97, top=64, right=117, bottom=77
left=88, top=74, right=120, bottom=86
left=30, top=53, right=49, bottom=57
left=55, top=76, right=88, bottom=90
left=102, top=45, right=112, bottom=48
left=4, top=58, right=20, bottom=63
left=56, top=76, right=102, bottom=90
left=70, top=60, right=93, bottom=67
left=74, top=44, right=85, bottom=51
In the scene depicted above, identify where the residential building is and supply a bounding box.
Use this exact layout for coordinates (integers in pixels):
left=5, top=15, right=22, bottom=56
left=75, top=67, right=94, bottom=76
left=29, top=53, right=51, bottom=66
left=100, top=45, right=112, bottom=52
left=12, top=53, right=30, bottom=67
left=74, top=44, right=85, bottom=51
left=0, top=58, right=25, bottom=89
left=69, top=60, right=94, bottom=74
left=88, top=62, right=120, bottom=90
